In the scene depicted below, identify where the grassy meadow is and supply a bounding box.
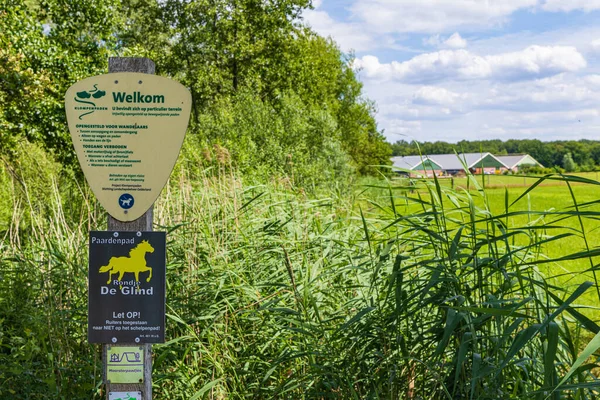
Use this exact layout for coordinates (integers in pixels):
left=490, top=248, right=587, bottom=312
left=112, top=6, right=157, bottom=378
left=391, top=172, right=600, bottom=317
left=3, top=147, right=600, bottom=398
left=486, top=180, right=600, bottom=314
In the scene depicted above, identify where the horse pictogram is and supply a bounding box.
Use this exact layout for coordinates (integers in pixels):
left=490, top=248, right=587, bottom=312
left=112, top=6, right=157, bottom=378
left=99, top=240, right=154, bottom=284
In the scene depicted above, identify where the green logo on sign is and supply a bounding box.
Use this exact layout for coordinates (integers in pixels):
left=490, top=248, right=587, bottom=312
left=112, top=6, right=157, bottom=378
left=114, top=394, right=136, bottom=400
left=75, top=84, right=106, bottom=120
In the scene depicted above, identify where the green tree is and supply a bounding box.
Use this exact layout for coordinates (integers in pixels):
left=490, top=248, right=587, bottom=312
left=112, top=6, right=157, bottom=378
left=117, top=0, right=390, bottom=175
left=562, top=152, right=577, bottom=172
left=0, top=4, right=53, bottom=154
left=0, top=0, right=122, bottom=165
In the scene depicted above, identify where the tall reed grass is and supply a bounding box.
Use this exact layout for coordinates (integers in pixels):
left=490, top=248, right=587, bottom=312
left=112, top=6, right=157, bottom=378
left=2, top=157, right=600, bottom=399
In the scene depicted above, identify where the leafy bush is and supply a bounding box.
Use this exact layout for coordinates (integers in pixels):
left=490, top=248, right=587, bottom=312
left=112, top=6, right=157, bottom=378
left=0, top=160, right=12, bottom=233
left=519, top=165, right=563, bottom=175
left=192, top=89, right=354, bottom=188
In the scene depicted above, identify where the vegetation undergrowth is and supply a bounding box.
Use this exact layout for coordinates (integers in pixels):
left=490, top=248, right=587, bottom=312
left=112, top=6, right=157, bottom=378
left=2, top=154, right=600, bottom=399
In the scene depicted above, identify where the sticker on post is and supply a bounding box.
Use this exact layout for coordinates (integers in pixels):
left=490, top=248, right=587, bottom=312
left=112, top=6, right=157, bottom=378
left=106, top=346, right=144, bottom=383
left=109, top=392, right=142, bottom=400
left=118, top=193, right=134, bottom=210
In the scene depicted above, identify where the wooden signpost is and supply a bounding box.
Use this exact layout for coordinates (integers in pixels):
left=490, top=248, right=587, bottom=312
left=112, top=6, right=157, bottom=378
left=106, top=57, right=154, bottom=399
left=65, top=57, right=191, bottom=399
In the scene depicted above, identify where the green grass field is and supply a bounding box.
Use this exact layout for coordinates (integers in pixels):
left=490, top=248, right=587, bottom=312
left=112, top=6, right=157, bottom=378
left=411, top=171, right=600, bottom=190
left=488, top=183, right=600, bottom=313
left=385, top=172, right=600, bottom=318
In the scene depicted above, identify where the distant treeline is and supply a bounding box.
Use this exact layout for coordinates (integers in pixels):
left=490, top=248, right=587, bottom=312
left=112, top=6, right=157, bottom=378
left=392, top=139, right=600, bottom=171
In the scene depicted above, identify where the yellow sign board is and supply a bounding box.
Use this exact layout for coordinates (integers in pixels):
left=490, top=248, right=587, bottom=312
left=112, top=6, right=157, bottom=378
left=106, top=346, right=144, bottom=383
left=65, top=73, right=191, bottom=221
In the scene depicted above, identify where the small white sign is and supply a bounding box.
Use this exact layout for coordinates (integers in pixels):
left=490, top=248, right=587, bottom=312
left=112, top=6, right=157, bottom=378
left=109, top=392, right=142, bottom=400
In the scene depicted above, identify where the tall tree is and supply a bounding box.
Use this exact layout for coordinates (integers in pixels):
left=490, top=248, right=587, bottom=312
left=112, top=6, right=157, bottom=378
left=562, top=152, right=577, bottom=172
left=0, top=0, right=122, bottom=164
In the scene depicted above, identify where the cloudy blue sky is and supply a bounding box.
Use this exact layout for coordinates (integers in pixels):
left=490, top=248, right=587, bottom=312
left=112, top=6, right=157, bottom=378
left=302, top=0, right=600, bottom=143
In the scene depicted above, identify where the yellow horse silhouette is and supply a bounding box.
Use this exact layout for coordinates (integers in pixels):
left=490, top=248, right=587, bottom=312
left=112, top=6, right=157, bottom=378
left=99, top=240, right=154, bottom=284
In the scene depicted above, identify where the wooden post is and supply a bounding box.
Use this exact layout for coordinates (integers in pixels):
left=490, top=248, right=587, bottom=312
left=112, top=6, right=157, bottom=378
left=103, top=57, right=155, bottom=400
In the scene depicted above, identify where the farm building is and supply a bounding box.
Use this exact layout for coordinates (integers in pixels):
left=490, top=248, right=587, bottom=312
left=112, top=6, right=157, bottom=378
left=392, top=153, right=543, bottom=176
left=495, top=154, right=543, bottom=172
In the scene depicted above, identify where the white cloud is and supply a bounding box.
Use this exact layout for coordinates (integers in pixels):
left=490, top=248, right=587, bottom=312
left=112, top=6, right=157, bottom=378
left=584, top=74, right=600, bottom=87
left=423, top=35, right=442, bottom=47
left=301, top=0, right=600, bottom=142
left=515, top=109, right=600, bottom=124
left=379, top=104, right=420, bottom=119
left=478, top=75, right=598, bottom=111
left=479, top=108, right=600, bottom=141
left=353, top=46, right=586, bottom=84
left=445, top=33, right=468, bottom=48
left=354, top=51, right=489, bottom=83
left=364, top=70, right=600, bottom=142
left=542, top=0, right=600, bottom=12
left=376, top=85, right=469, bottom=127
left=350, top=0, right=536, bottom=34
left=382, top=119, right=422, bottom=138
left=379, top=103, right=459, bottom=121
left=487, top=45, right=587, bottom=81
left=590, top=38, right=600, bottom=53
left=303, top=7, right=375, bottom=52
left=424, top=32, right=467, bottom=49
left=413, top=86, right=466, bottom=105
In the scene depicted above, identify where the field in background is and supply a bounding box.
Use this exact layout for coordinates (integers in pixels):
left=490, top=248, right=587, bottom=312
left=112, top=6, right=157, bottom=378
left=431, top=171, right=600, bottom=189
left=387, top=172, right=600, bottom=317
left=486, top=183, right=600, bottom=311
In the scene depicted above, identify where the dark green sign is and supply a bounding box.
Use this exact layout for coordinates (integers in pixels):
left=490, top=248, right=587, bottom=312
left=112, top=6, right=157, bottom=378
left=88, top=231, right=166, bottom=343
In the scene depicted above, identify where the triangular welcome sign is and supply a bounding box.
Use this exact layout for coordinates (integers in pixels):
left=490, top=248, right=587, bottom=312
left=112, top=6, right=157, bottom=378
left=65, top=73, right=191, bottom=221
